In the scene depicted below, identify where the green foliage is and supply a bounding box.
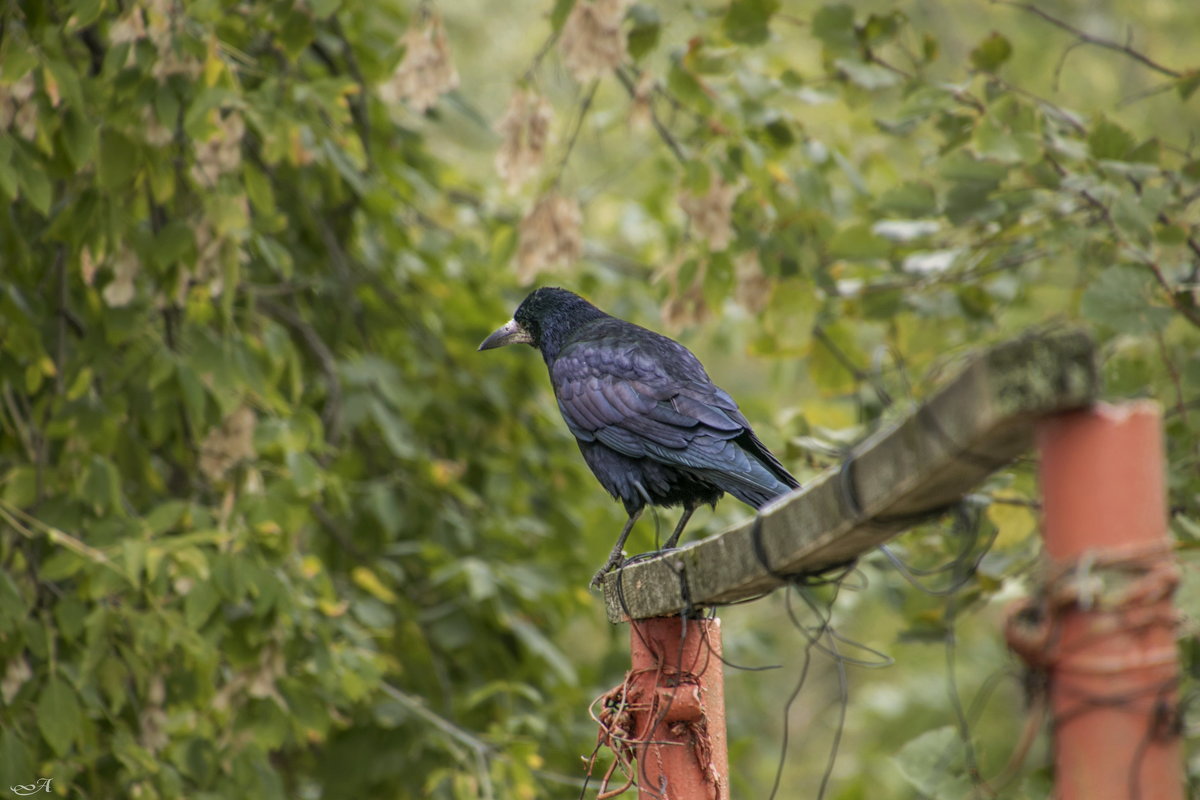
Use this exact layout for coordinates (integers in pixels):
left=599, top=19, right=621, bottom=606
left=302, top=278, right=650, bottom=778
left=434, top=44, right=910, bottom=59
left=1, top=0, right=1198, bottom=798
left=969, top=32, right=1013, bottom=72
left=723, top=0, right=780, bottom=46
left=0, top=2, right=604, bottom=798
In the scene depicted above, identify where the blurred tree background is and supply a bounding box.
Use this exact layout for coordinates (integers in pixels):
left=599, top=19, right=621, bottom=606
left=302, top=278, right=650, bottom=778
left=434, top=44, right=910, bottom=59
left=0, top=0, right=1197, bottom=797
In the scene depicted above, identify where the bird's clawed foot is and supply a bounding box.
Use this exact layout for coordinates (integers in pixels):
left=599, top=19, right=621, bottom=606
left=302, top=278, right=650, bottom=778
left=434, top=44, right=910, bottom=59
left=590, top=553, right=627, bottom=588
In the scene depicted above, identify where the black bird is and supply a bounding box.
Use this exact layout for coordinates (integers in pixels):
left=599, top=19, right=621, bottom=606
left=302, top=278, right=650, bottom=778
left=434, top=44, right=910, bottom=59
left=480, top=287, right=800, bottom=584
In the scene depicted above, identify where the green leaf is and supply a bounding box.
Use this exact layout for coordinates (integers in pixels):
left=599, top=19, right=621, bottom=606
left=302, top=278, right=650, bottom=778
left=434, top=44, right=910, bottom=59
left=938, top=150, right=1008, bottom=183
left=921, top=32, right=939, bottom=63
left=812, top=4, right=857, bottom=55
left=150, top=220, right=196, bottom=269
left=1088, top=117, right=1135, bottom=161
left=969, top=32, right=1012, bottom=71
left=39, top=550, right=86, bottom=582
left=973, top=113, right=1039, bottom=164
left=182, top=88, right=234, bottom=139
left=54, top=596, right=86, bottom=641
left=145, top=500, right=188, bottom=534
left=14, top=157, right=52, bottom=216
left=176, top=363, right=208, bottom=433
left=549, top=0, right=575, bottom=33
left=723, top=0, right=779, bottom=46
left=761, top=118, right=794, bottom=148
left=1080, top=266, right=1172, bottom=333
left=627, top=4, right=661, bottom=60
left=45, top=58, right=85, bottom=112
left=97, top=128, right=139, bottom=190
left=508, top=616, right=577, bottom=684
left=683, top=159, right=711, bottom=194
left=1126, top=137, right=1160, bottom=164
left=826, top=223, right=890, bottom=260
left=862, top=287, right=902, bottom=320
left=1176, top=70, right=1200, bottom=100
left=956, top=284, right=993, bottom=319
left=308, top=0, right=341, bottom=16
left=1111, top=192, right=1155, bottom=244
left=280, top=9, right=316, bottom=60
left=254, top=233, right=293, bottom=277
left=938, top=152, right=1006, bottom=223
left=893, top=726, right=975, bottom=799
left=81, top=455, right=122, bottom=515
left=809, top=321, right=865, bottom=395
left=0, top=729, right=33, bottom=788
left=36, top=675, right=82, bottom=756
left=60, top=107, right=97, bottom=168
left=834, top=58, right=900, bottom=90
left=0, top=571, right=27, bottom=634
left=244, top=163, right=277, bottom=216
left=876, top=181, right=937, bottom=217
left=285, top=451, right=324, bottom=496
left=0, top=49, right=37, bottom=82
left=185, top=581, right=221, bottom=628
left=351, top=565, right=397, bottom=604
left=366, top=482, right=402, bottom=537
left=667, top=59, right=714, bottom=113
left=860, top=12, right=903, bottom=46
left=3, top=466, right=38, bottom=507
left=0, top=137, right=17, bottom=201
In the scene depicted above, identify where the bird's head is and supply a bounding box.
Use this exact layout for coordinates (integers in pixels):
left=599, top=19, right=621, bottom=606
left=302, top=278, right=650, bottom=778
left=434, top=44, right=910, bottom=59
left=479, top=287, right=605, bottom=362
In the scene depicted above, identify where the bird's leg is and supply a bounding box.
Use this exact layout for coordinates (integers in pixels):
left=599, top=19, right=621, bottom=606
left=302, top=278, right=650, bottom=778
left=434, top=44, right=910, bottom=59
left=591, top=508, right=643, bottom=587
left=662, top=502, right=697, bottom=550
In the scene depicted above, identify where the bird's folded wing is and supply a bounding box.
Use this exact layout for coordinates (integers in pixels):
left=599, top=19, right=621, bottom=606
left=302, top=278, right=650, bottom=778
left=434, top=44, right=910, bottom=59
left=551, top=345, right=778, bottom=489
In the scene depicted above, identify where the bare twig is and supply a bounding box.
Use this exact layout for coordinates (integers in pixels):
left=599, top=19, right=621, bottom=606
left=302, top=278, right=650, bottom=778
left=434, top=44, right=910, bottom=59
left=0, top=501, right=129, bottom=580
left=310, top=503, right=365, bottom=561
left=521, top=26, right=561, bottom=85
left=812, top=324, right=893, bottom=408
left=1045, top=156, right=1200, bottom=330
left=869, top=50, right=986, bottom=114
left=615, top=68, right=687, bottom=165
left=859, top=248, right=1048, bottom=296
left=257, top=298, right=344, bottom=447
left=54, top=246, right=67, bottom=398
left=1144, top=259, right=1200, bottom=330
left=329, top=15, right=373, bottom=166
left=984, top=494, right=1042, bottom=510
left=1116, top=79, right=1182, bottom=109
left=555, top=79, right=600, bottom=181
left=1, top=383, right=37, bottom=463
left=997, top=2, right=1182, bottom=79
left=982, top=73, right=1086, bottom=135
left=381, top=683, right=497, bottom=800
left=1152, top=328, right=1189, bottom=428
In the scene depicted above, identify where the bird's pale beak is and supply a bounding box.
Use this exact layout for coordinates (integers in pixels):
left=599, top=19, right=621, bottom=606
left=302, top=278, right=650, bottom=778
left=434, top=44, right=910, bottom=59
left=478, top=318, right=533, bottom=351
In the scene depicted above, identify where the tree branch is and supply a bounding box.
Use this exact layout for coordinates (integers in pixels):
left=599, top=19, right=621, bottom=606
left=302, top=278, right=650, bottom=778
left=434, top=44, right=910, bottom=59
left=615, top=67, right=687, bottom=165
left=998, top=2, right=1181, bottom=79
left=1046, top=156, right=1200, bottom=330
left=554, top=79, right=599, bottom=182
left=257, top=298, right=344, bottom=448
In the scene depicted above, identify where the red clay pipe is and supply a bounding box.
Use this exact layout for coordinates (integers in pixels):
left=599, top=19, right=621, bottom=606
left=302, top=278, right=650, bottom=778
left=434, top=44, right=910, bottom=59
left=629, top=616, right=728, bottom=800
left=1036, top=402, right=1182, bottom=800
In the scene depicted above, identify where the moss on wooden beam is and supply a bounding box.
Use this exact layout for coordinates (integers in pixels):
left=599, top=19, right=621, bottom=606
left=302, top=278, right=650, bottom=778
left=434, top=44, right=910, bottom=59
left=600, top=328, right=1099, bottom=622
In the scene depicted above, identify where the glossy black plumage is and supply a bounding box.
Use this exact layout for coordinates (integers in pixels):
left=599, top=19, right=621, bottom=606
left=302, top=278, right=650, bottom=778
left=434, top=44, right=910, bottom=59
left=480, top=287, right=799, bottom=582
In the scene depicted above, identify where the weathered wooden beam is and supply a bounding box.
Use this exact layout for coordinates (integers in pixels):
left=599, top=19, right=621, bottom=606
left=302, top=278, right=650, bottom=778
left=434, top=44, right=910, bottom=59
left=600, top=328, right=1099, bottom=622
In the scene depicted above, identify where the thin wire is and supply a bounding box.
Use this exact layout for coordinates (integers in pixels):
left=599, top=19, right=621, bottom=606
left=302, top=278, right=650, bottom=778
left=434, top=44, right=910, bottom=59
left=763, top=615, right=815, bottom=800
left=817, top=626, right=850, bottom=800
left=941, top=595, right=990, bottom=797
left=877, top=502, right=999, bottom=597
